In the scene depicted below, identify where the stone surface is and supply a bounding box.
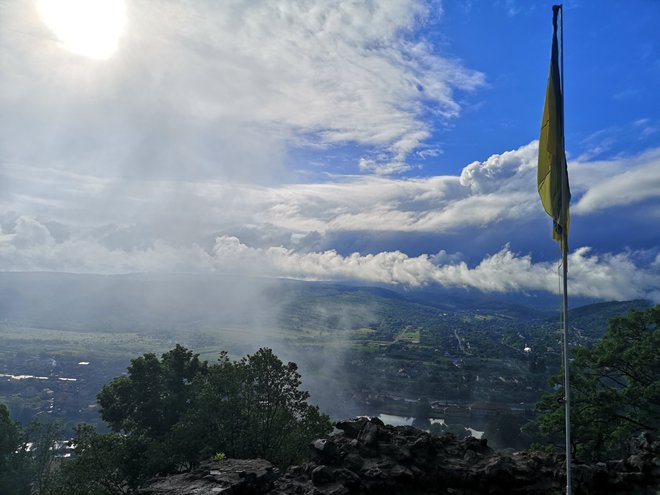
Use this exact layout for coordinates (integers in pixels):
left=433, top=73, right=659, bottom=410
left=139, top=458, right=279, bottom=495
left=142, top=419, right=660, bottom=495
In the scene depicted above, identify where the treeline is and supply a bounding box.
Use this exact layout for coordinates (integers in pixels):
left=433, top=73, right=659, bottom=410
left=0, top=347, right=332, bottom=495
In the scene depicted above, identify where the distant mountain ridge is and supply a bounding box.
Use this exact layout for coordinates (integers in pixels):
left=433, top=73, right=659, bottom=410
left=0, top=272, right=650, bottom=335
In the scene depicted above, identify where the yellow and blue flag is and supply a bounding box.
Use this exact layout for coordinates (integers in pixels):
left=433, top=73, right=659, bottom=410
left=538, top=5, right=570, bottom=244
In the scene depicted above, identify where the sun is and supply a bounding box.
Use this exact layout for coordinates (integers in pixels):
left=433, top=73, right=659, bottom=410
left=37, top=0, right=125, bottom=60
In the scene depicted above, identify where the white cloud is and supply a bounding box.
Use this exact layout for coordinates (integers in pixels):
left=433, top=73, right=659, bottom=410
left=416, top=147, right=443, bottom=159
left=1, top=217, right=657, bottom=301
left=2, top=138, right=659, bottom=304
left=1, top=0, right=483, bottom=177
left=5, top=141, right=660, bottom=244
left=573, top=148, right=660, bottom=214
left=358, top=158, right=414, bottom=176
left=268, top=141, right=540, bottom=233
left=3, top=141, right=539, bottom=237
left=458, top=141, right=537, bottom=194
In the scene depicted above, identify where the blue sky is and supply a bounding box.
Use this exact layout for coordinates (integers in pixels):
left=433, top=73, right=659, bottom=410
left=0, top=0, right=659, bottom=302
left=290, top=0, right=660, bottom=177
left=436, top=1, right=660, bottom=171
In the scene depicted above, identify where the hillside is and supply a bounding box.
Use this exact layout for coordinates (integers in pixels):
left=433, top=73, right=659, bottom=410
left=0, top=272, right=651, bottom=430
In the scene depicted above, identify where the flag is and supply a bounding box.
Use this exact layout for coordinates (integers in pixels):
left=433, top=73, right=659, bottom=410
left=538, top=5, right=570, bottom=244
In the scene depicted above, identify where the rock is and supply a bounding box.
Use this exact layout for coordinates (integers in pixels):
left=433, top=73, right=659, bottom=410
left=379, top=442, right=412, bottom=462
left=139, top=458, right=279, bottom=495
left=311, top=439, right=339, bottom=463
left=142, top=427, right=660, bottom=495
left=627, top=454, right=647, bottom=472
left=359, top=459, right=392, bottom=480
left=462, top=435, right=490, bottom=454
left=335, top=419, right=365, bottom=439
left=311, top=465, right=334, bottom=486
left=387, top=463, right=414, bottom=482
left=343, top=453, right=364, bottom=471
left=357, top=421, right=379, bottom=447
left=331, top=467, right=361, bottom=488
left=463, top=449, right=479, bottom=463
left=410, top=435, right=436, bottom=457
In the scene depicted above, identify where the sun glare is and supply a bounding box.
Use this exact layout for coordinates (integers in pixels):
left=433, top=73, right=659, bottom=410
left=37, top=0, right=125, bottom=60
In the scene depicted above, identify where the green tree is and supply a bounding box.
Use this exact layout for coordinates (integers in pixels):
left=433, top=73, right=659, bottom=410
left=51, top=424, right=131, bottom=495
left=96, top=345, right=208, bottom=478
left=239, top=348, right=329, bottom=463
left=25, top=421, right=60, bottom=495
left=186, top=348, right=332, bottom=467
left=95, top=345, right=332, bottom=478
left=536, top=306, right=660, bottom=460
left=0, top=405, right=61, bottom=495
left=0, top=403, right=31, bottom=495
left=98, top=344, right=207, bottom=438
left=0, top=402, right=21, bottom=474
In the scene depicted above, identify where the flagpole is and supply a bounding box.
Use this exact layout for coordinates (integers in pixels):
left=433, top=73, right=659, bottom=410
left=562, top=237, right=572, bottom=495
left=557, top=5, right=573, bottom=494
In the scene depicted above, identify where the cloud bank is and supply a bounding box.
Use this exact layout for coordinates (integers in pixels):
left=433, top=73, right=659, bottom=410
left=1, top=218, right=658, bottom=302
left=2, top=140, right=659, bottom=303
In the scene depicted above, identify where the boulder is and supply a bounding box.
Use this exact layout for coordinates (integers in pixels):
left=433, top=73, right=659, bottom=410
left=140, top=458, right=279, bottom=495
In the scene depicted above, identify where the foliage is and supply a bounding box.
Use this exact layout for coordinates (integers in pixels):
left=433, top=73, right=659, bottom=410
left=26, top=421, right=61, bottom=495
left=49, top=424, right=132, bottom=495
left=93, top=345, right=331, bottom=487
left=536, top=306, right=660, bottom=461
left=181, top=348, right=333, bottom=467
left=0, top=402, right=20, bottom=472
left=0, top=403, right=31, bottom=495
left=98, top=344, right=207, bottom=438
left=0, top=403, right=66, bottom=495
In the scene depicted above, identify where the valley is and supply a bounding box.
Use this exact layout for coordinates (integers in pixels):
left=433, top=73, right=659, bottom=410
left=0, top=272, right=650, bottom=437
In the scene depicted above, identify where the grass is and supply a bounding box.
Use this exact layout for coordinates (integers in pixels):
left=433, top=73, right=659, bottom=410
left=0, top=326, right=172, bottom=361
left=396, top=326, right=421, bottom=343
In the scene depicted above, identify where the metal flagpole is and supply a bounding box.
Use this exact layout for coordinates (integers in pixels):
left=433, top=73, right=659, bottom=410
left=558, top=5, right=573, bottom=494
left=562, top=237, right=572, bottom=494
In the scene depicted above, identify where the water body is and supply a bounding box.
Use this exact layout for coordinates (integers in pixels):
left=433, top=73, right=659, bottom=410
left=0, top=373, right=77, bottom=382
left=376, top=413, right=484, bottom=439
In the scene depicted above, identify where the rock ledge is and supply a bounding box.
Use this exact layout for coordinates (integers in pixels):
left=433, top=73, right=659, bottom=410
left=142, top=419, right=660, bottom=495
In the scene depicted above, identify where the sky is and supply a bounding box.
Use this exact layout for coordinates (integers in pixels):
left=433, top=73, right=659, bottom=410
left=1, top=0, right=659, bottom=302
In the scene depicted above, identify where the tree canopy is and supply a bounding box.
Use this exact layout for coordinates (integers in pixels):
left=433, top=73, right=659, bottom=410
left=88, top=346, right=332, bottom=489
left=537, top=305, right=659, bottom=460
left=2, top=346, right=331, bottom=494
left=98, top=344, right=207, bottom=438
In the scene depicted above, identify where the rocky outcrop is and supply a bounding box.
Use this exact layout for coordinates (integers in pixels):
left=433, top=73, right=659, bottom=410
left=139, top=458, right=280, bottom=495
left=142, top=418, right=660, bottom=495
